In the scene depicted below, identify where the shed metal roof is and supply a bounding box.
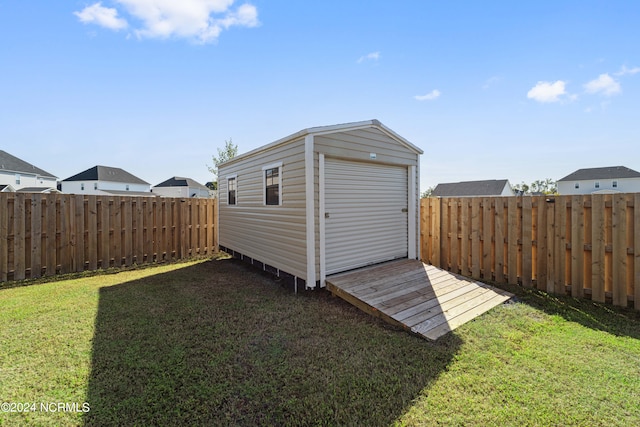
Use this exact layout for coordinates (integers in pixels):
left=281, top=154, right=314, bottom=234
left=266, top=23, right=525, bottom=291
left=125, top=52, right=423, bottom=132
left=432, top=179, right=511, bottom=197
left=0, top=150, right=57, bottom=179
left=219, top=119, right=423, bottom=168
left=558, top=166, right=640, bottom=181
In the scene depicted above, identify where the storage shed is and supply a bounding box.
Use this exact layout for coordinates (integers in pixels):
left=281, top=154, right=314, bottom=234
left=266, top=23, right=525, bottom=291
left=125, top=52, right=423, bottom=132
left=217, top=120, right=423, bottom=289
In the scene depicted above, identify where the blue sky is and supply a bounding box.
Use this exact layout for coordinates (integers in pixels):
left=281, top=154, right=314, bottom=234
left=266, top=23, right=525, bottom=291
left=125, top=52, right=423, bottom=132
left=1, top=1, right=639, bottom=191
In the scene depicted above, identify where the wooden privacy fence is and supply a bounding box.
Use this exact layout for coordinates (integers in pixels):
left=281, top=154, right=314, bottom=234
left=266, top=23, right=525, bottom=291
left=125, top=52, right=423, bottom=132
left=421, top=194, right=640, bottom=310
left=0, top=193, right=217, bottom=282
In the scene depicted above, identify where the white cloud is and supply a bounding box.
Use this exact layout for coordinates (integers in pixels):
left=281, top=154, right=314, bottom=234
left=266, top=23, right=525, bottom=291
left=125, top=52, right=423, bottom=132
left=74, top=0, right=258, bottom=43
left=74, top=2, right=128, bottom=30
left=584, top=73, right=621, bottom=96
left=357, top=51, right=380, bottom=63
left=615, top=65, right=640, bottom=76
left=482, top=75, right=501, bottom=90
left=414, top=89, right=441, bottom=101
left=526, top=80, right=567, bottom=103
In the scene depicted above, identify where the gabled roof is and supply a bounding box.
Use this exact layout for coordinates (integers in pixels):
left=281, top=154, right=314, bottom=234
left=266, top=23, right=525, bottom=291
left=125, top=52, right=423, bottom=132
left=100, top=190, right=157, bottom=197
left=63, top=165, right=149, bottom=185
left=432, top=179, right=511, bottom=197
left=16, top=187, right=61, bottom=194
left=558, top=166, right=640, bottom=181
left=154, top=177, right=209, bottom=190
left=219, top=119, right=423, bottom=168
left=0, top=150, right=57, bottom=179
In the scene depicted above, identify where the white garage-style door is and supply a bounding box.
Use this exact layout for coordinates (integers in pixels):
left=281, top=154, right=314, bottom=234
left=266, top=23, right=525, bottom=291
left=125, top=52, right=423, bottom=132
left=324, top=158, right=409, bottom=275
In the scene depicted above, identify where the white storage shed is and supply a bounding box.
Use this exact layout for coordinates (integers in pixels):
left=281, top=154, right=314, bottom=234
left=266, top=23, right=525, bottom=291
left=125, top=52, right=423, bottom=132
left=217, top=120, right=423, bottom=289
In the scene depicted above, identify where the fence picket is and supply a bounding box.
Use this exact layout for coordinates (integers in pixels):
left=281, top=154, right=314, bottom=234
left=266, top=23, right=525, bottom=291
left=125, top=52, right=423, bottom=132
left=522, top=197, right=532, bottom=287
left=612, top=194, right=627, bottom=306
left=0, top=193, right=8, bottom=281
left=570, top=196, right=584, bottom=298
left=635, top=193, right=640, bottom=310
left=421, top=194, right=637, bottom=311
left=0, top=194, right=217, bottom=283
left=31, top=195, right=42, bottom=279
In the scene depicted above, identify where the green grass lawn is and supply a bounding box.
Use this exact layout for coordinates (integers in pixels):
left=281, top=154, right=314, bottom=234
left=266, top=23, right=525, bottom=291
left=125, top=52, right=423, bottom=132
left=1, top=256, right=639, bottom=426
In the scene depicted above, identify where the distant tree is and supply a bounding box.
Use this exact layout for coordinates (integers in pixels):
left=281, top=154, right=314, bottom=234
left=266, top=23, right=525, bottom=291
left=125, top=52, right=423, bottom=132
left=207, top=138, right=238, bottom=185
left=421, top=186, right=436, bottom=198
left=514, top=179, right=557, bottom=195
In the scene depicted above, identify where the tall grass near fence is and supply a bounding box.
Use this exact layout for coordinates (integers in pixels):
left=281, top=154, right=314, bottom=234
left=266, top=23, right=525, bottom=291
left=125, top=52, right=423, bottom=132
left=421, top=194, right=640, bottom=310
left=0, top=193, right=217, bottom=283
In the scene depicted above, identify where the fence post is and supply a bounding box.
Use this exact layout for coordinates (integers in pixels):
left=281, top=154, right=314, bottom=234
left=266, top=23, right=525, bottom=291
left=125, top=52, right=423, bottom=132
left=0, top=193, right=7, bottom=282
left=635, top=193, right=640, bottom=310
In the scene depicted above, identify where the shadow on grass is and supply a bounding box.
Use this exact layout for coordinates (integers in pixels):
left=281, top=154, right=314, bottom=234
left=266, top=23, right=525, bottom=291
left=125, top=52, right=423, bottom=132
left=495, top=281, right=640, bottom=340
left=84, top=258, right=461, bottom=426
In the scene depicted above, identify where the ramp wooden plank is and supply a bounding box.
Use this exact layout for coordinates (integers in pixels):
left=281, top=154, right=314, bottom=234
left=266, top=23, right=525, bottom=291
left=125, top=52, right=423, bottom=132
left=326, top=259, right=513, bottom=341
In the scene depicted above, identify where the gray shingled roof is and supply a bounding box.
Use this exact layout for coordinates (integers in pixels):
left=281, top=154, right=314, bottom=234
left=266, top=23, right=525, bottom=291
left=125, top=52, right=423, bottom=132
left=63, top=165, right=149, bottom=185
left=153, top=177, right=208, bottom=190
left=558, top=166, right=640, bottom=181
left=0, top=150, right=57, bottom=179
left=432, top=179, right=511, bottom=197
left=16, top=187, right=60, bottom=193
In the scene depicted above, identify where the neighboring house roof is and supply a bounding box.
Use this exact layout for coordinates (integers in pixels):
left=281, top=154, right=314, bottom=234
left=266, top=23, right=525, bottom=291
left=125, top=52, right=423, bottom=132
left=100, top=190, right=157, bottom=197
left=63, top=165, right=149, bottom=185
left=559, top=166, right=640, bottom=181
left=432, top=179, right=511, bottom=197
left=153, top=177, right=209, bottom=190
left=16, top=187, right=61, bottom=194
left=0, top=150, right=57, bottom=179
left=0, top=184, right=15, bottom=192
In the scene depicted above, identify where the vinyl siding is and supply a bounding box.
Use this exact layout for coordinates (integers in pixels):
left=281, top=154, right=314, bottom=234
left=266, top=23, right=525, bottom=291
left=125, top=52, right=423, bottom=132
left=218, top=138, right=308, bottom=280
left=558, top=177, right=640, bottom=195
left=218, top=124, right=421, bottom=285
left=314, top=127, right=420, bottom=275
left=314, top=128, right=418, bottom=166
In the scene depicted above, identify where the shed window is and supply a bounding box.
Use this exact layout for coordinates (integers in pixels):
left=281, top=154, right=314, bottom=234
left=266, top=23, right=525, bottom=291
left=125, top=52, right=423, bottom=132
left=613, top=180, right=618, bottom=188
left=81, top=183, right=85, bottom=191
left=575, top=182, right=579, bottom=189
left=227, top=176, right=237, bottom=205
left=595, top=181, right=600, bottom=189
left=263, top=163, right=282, bottom=206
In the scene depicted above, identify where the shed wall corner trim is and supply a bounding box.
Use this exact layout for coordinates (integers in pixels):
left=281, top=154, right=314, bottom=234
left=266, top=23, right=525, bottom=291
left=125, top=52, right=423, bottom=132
left=304, top=134, right=316, bottom=288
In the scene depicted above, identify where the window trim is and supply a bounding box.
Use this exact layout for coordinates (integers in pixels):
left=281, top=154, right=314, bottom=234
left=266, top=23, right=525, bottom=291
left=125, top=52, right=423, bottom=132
left=262, top=162, right=283, bottom=206
left=226, top=174, right=238, bottom=205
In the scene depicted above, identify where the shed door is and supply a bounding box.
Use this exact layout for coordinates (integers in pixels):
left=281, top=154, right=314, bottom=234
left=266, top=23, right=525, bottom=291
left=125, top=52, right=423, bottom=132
left=324, top=158, right=408, bottom=275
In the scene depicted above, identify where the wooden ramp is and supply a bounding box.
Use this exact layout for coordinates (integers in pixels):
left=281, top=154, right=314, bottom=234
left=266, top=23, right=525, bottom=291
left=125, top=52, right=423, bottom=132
left=326, top=259, right=513, bottom=341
